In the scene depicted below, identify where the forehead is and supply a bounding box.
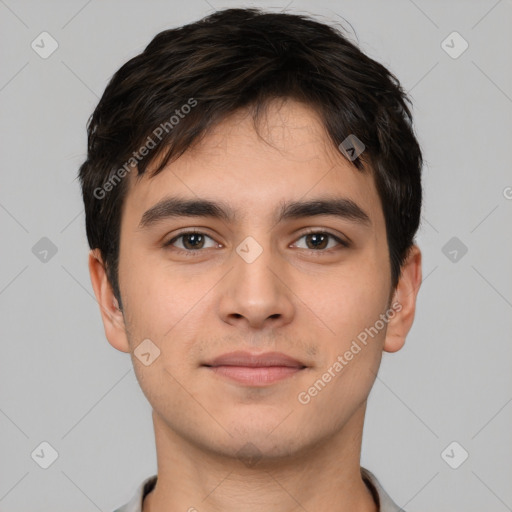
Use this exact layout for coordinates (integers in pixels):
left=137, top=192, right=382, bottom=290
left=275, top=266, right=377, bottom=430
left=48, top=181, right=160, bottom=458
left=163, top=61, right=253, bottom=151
left=122, top=99, right=383, bottom=228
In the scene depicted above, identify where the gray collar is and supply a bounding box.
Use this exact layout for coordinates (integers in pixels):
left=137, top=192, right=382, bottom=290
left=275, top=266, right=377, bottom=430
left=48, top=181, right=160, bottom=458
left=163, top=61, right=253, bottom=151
left=114, top=467, right=405, bottom=512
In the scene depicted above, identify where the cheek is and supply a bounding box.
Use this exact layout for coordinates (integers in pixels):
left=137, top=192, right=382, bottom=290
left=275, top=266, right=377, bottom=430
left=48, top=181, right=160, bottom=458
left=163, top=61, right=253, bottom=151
left=121, top=265, right=216, bottom=390
left=316, top=266, right=389, bottom=342
left=120, top=250, right=201, bottom=333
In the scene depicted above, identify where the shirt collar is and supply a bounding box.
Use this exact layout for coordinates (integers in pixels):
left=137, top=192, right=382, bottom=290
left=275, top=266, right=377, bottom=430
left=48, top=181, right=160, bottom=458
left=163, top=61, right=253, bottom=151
left=361, top=467, right=406, bottom=511
left=113, top=467, right=405, bottom=512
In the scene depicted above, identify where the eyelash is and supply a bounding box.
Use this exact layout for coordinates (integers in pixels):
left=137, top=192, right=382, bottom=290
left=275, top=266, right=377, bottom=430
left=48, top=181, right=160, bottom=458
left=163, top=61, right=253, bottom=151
left=162, top=228, right=349, bottom=256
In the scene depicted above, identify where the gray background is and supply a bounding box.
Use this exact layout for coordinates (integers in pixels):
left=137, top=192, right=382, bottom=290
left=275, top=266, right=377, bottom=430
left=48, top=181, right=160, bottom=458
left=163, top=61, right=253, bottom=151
left=1, top=0, right=511, bottom=511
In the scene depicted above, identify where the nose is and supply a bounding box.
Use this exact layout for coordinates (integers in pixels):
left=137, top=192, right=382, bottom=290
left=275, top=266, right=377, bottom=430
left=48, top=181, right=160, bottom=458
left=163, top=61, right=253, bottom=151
left=217, top=237, right=295, bottom=331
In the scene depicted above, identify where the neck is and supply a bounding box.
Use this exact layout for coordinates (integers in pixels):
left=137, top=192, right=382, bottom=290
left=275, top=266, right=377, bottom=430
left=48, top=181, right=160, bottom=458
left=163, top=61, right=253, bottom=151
left=143, top=404, right=377, bottom=512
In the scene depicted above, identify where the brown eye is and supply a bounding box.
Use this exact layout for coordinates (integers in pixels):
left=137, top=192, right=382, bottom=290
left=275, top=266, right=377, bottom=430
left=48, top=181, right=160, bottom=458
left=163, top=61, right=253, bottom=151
left=305, top=232, right=329, bottom=250
left=293, top=231, right=348, bottom=251
left=164, top=231, right=218, bottom=252
left=179, top=233, right=206, bottom=250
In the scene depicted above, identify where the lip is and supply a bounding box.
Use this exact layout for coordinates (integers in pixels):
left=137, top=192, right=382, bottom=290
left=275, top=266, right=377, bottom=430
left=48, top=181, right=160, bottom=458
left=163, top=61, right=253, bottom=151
left=202, top=351, right=307, bottom=386
left=204, top=351, right=306, bottom=368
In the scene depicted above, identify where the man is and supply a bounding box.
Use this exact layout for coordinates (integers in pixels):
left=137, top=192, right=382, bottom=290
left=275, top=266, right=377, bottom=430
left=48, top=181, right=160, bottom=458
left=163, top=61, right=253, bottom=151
left=79, top=7, right=422, bottom=512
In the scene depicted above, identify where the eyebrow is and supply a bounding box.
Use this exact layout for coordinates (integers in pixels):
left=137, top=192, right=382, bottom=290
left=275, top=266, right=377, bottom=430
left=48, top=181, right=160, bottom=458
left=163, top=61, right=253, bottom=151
left=138, top=195, right=371, bottom=230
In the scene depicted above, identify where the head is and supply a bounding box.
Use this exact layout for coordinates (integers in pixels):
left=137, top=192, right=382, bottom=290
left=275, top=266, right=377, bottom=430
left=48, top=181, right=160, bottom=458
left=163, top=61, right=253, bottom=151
left=81, top=8, right=422, bottom=462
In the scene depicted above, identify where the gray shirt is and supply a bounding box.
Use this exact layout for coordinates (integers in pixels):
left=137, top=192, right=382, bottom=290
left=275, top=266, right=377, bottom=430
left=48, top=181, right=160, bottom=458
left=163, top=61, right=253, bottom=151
left=113, top=467, right=405, bottom=512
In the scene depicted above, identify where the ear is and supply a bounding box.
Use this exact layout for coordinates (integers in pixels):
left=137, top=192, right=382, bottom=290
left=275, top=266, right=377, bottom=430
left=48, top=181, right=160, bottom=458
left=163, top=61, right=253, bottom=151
left=383, top=244, right=422, bottom=353
left=88, top=249, right=131, bottom=353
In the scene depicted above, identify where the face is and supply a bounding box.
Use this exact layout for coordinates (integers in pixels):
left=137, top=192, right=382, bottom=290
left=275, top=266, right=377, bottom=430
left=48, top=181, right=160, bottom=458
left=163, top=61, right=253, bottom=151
left=91, top=98, right=420, bottom=463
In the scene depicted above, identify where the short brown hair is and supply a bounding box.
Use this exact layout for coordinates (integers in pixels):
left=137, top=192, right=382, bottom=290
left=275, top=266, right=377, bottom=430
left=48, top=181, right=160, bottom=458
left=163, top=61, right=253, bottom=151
left=78, top=7, right=423, bottom=308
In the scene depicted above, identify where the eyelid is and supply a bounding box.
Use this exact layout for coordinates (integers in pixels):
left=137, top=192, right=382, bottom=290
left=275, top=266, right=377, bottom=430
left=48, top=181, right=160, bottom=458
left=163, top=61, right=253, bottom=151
left=163, top=227, right=350, bottom=253
left=295, top=227, right=350, bottom=246
left=163, top=229, right=219, bottom=248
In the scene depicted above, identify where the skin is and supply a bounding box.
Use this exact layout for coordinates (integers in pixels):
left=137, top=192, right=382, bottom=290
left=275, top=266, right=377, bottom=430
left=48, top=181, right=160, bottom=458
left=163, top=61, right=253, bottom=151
left=89, top=98, right=422, bottom=512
